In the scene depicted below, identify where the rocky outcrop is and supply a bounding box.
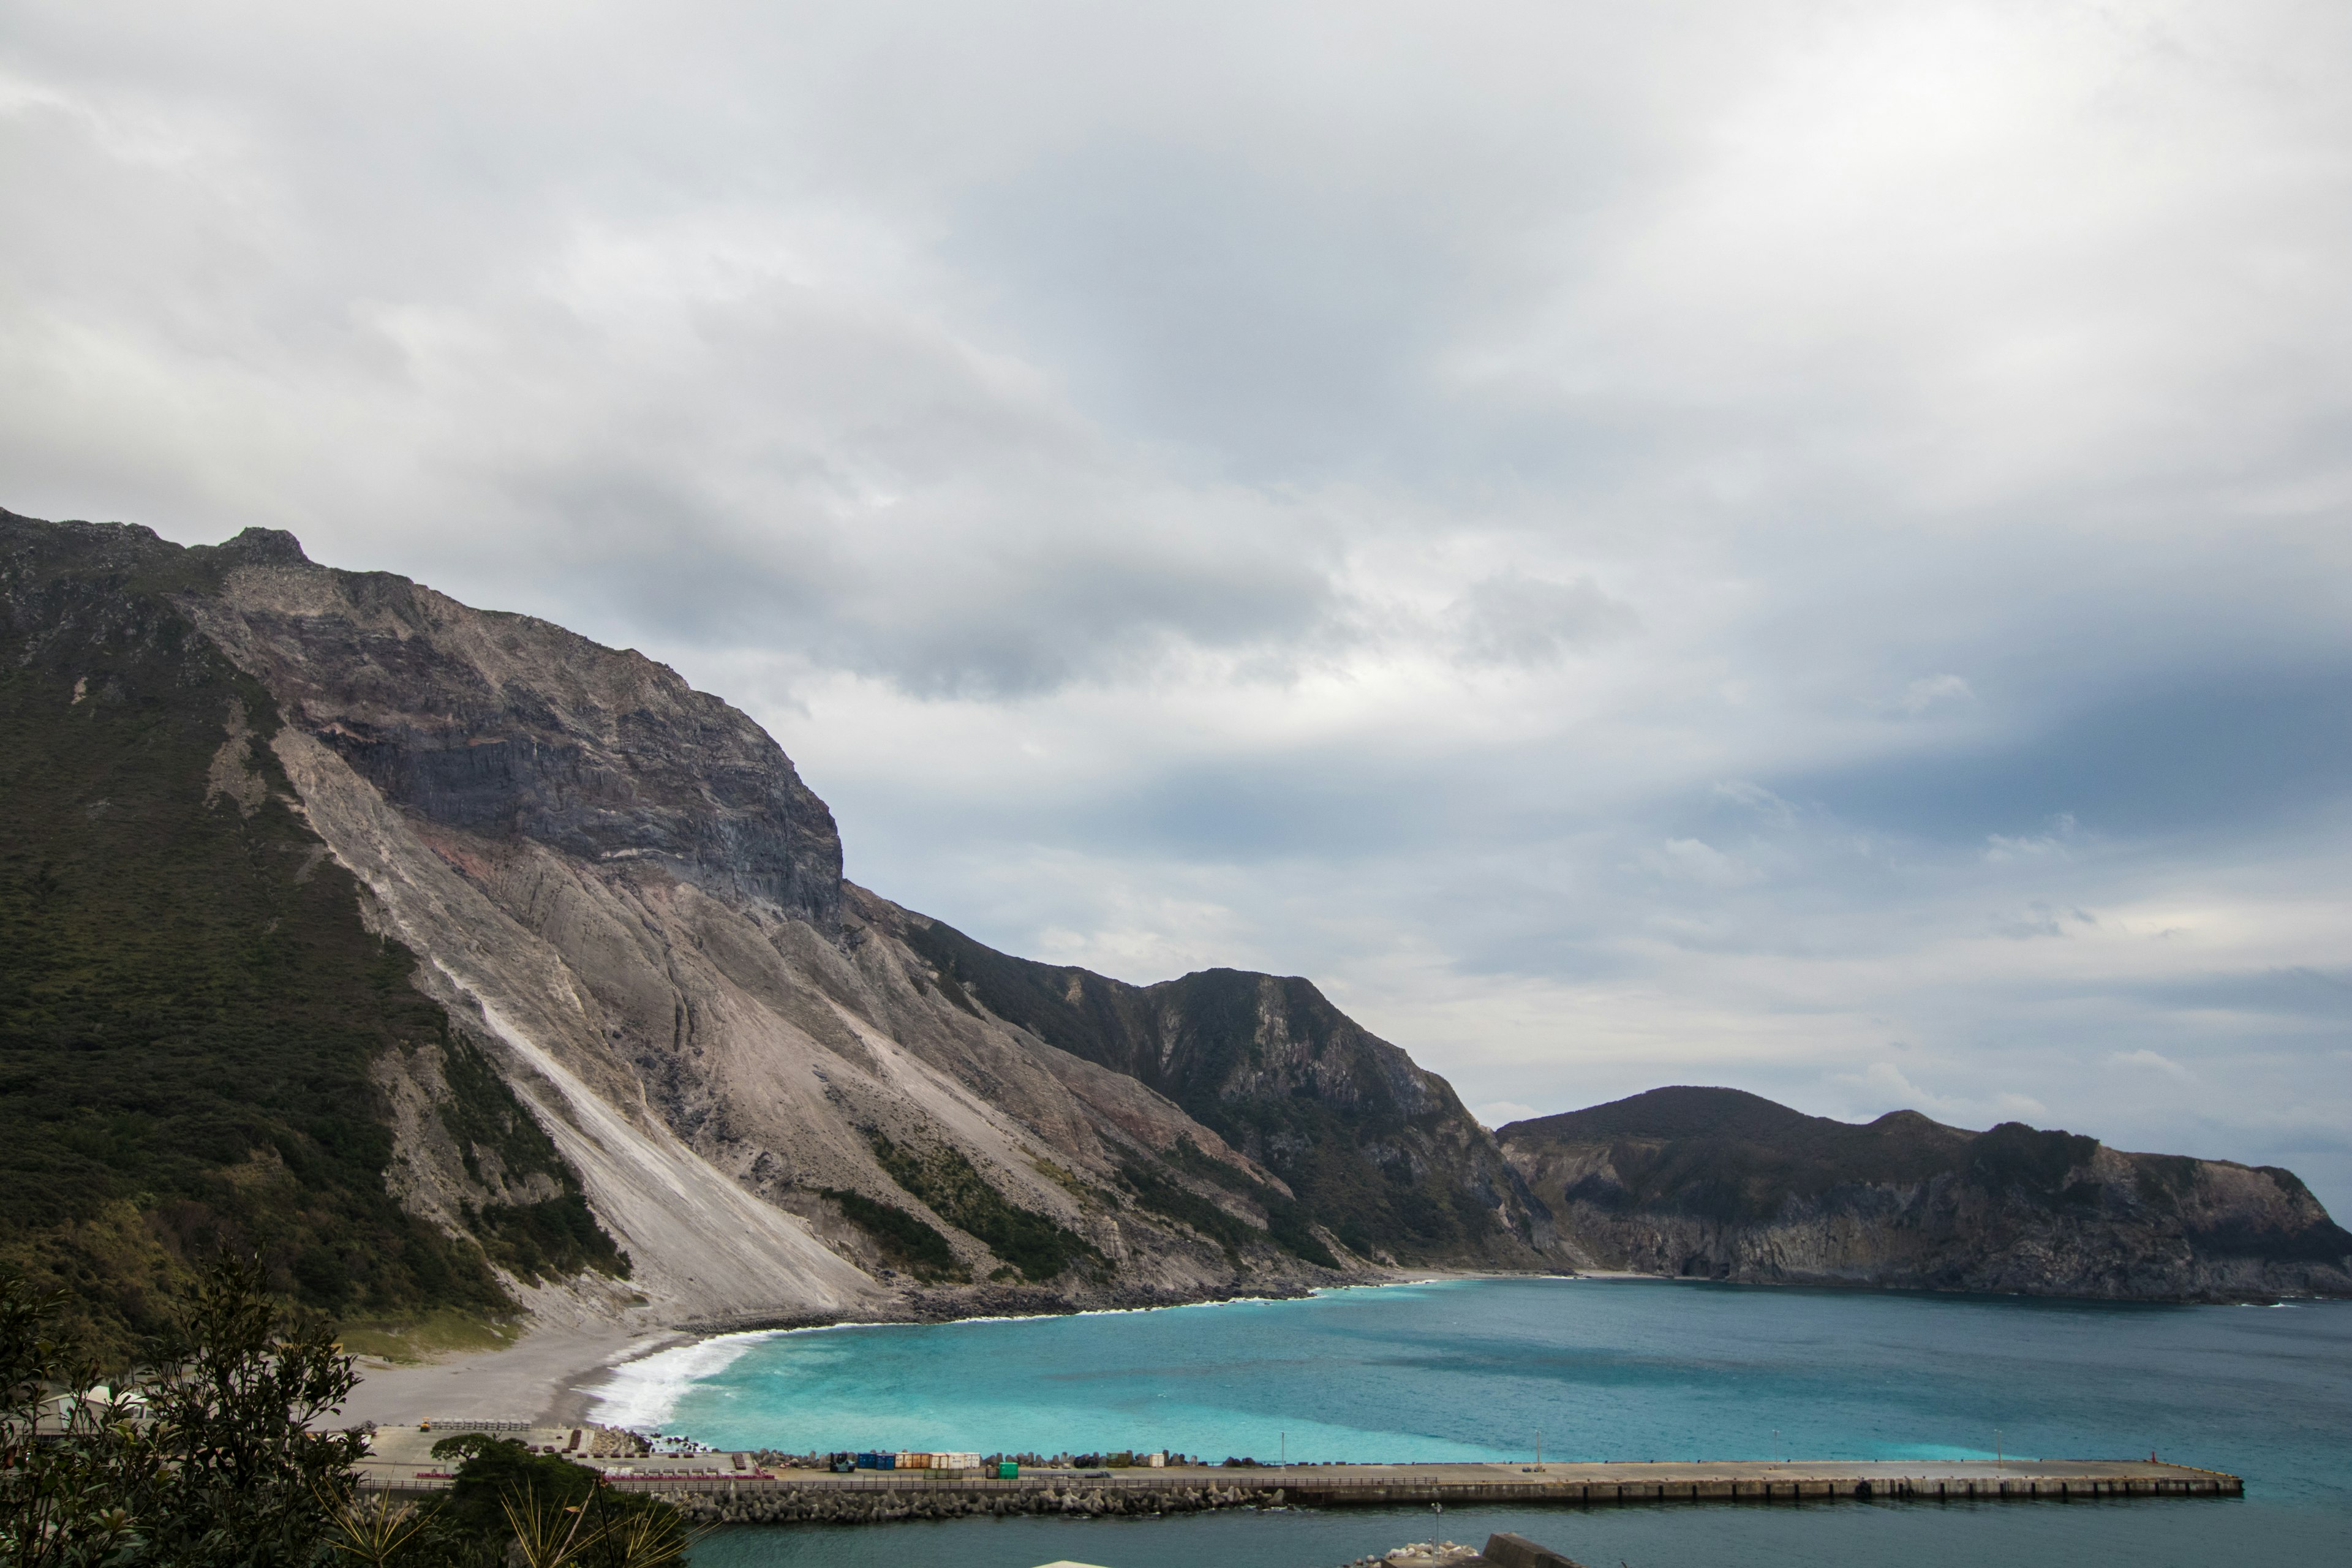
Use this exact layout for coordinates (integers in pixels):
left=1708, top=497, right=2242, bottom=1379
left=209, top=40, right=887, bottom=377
left=676, top=1480, right=1286, bottom=1526
left=1501, top=1087, right=2352, bottom=1300
left=178, top=528, right=843, bottom=925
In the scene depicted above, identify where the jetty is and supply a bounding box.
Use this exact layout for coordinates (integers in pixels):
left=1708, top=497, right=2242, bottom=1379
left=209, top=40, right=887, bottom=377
left=356, top=1427, right=2239, bottom=1518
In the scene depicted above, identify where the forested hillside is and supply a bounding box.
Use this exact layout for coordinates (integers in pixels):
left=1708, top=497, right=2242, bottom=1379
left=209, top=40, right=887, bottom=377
left=0, top=518, right=622, bottom=1351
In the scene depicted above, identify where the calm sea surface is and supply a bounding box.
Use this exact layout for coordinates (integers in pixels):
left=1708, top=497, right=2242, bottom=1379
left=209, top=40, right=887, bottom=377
left=587, top=1277, right=2351, bottom=1567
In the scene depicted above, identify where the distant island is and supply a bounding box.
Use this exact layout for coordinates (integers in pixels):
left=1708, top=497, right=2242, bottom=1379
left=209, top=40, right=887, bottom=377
left=4, top=508, right=2345, bottom=1371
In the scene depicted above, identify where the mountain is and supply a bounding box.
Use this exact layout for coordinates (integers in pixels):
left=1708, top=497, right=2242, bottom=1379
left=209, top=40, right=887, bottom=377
left=6, top=508, right=2343, bottom=1351
left=1, top=511, right=1536, bottom=1351
left=1499, top=1087, right=2352, bottom=1300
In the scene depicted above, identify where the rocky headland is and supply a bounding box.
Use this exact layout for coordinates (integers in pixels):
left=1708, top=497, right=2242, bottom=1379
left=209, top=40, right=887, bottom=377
left=1501, top=1086, right=2352, bottom=1300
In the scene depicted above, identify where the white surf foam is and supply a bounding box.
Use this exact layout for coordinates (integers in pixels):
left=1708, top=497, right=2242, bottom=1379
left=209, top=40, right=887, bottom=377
left=586, top=1330, right=777, bottom=1432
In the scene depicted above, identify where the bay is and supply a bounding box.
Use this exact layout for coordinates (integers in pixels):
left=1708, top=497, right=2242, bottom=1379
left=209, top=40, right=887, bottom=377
left=586, top=1277, right=2351, bottom=1567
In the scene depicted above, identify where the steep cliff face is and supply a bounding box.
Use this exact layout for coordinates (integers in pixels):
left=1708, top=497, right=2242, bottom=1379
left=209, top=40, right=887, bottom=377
left=889, top=909, right=1546, bottom=1265
left=178, top=529, right=843, bottom=925
left=1501, top=1087, right=2352, bottom=1301
left=165, top=529, right=1373, bottom=1321
left=12, top=513, right=1545, bottom=1341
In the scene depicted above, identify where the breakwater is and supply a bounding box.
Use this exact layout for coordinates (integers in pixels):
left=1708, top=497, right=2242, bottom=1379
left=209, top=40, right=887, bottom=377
left=668, top=1477, right=1282, bottom=1526
left=557, top=1460, right=2238, bottom=1526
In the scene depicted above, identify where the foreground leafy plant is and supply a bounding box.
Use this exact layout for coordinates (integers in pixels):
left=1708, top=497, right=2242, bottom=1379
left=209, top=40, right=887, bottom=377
left=138, top=1254, right=370, bottom=1567
left=2, top=1256, right=690, bottom=1566
left=500, top=1485, right=601, bottom=1568
left=0, top=1273, right=158, bottom=1568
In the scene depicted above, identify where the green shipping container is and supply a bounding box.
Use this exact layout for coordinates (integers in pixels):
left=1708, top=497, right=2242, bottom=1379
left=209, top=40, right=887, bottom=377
left=998, top=1462, right=1019, bottom=1479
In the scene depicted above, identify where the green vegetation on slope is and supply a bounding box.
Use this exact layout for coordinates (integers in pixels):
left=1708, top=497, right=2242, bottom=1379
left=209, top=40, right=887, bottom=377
left=438, top=1030, right=631, bottom=1283
left=1115, top=1158, right=1259, bottom=1261
left=0, top=518, right=622, bottom=1353
left=821, top=1188, right=965, bottom=1281
left=866, top=1131, right=1103, bottom=1283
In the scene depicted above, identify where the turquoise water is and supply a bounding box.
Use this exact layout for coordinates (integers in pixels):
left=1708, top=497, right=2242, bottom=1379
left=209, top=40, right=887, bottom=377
left=600, top=1277, right=2352, bottom=1566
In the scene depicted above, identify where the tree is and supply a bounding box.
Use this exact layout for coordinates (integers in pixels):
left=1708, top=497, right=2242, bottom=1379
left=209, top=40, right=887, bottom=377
left=2, top=1257, right=688, bottom=1566
left=0, top=1275, right=158, bottom=1568
left=436, top=1439, right=695, bottom=1567
left=137, top=1252, right=371, bottom=1566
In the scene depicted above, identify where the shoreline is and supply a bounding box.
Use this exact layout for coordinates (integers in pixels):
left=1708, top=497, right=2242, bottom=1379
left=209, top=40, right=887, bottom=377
left=338, top=1267, right=2342, bottom=1434
left=336, top=1271, right=1453, bottom=1431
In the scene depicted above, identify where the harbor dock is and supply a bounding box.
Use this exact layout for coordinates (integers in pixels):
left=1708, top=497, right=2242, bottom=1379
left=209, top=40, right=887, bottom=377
left=356, top=1427, right=2239, bottom=1513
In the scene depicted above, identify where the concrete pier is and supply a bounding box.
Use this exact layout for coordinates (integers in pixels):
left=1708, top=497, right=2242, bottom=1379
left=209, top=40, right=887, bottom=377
left=357, top=1431, right=2240, bottom=1514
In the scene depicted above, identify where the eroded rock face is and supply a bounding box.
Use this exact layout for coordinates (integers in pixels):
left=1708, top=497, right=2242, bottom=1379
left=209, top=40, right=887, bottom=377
left=181, top=529, right=843, bottom=925
left=1501, top=1087, right=2352, bottom=1300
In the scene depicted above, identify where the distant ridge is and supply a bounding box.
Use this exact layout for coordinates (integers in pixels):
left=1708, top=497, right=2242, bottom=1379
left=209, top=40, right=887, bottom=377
left=1509, top=1085, right=1958, bottom=1144
left=1501, top=1087, right=2352, bottom=1300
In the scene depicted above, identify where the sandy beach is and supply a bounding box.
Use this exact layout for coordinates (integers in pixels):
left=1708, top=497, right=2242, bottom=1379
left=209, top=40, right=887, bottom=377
left=338, top=1322, right=690, bottom=1431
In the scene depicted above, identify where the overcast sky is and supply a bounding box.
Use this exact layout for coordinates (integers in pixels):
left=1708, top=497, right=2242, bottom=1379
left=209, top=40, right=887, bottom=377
left=9, top=1, right=2351, bottom=1210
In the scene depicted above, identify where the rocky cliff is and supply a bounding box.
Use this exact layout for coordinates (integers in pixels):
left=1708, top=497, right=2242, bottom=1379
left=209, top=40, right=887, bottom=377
left=889, top=909, right=1546, bottom=1265
left=1501, top=1087, right=2352, bottom=1300
left=2, top=512, right=1535, bottom=1348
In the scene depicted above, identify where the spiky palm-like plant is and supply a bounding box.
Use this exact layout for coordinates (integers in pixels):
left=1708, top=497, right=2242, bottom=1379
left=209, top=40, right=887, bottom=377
left=500, top=1484, right=603, bottom=1568
left=318, top=1490, right=428, bottom=1567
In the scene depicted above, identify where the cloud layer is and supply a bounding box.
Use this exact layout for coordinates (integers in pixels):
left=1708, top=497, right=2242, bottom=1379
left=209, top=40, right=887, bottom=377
left=7, top=0, right=2351, bottom=1207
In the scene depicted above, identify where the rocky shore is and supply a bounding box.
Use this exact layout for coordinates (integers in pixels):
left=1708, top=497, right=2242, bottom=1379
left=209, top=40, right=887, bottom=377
left=673, top=1480, right=1289, bottom=1525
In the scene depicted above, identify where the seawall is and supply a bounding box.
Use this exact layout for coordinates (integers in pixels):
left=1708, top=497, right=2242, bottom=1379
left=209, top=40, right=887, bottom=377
left=361, top=1458, right=2241, bottom=1525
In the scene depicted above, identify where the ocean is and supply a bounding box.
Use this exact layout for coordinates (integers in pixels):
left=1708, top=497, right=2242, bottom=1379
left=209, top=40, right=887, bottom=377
left=586, top=1276, right=2351, bottom=1567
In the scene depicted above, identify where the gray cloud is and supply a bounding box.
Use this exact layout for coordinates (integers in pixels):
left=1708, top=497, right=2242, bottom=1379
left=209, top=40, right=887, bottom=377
left=1448, top=571, right=1638, bottom=667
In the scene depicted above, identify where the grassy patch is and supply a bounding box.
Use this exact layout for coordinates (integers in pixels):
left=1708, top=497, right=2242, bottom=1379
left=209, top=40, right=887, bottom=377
left=463, top=1192, right=631, bottom=1284
left=1147, top=1140, right=1339, bottom=1268
left=336, top=1306, right=523, bottom=1363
